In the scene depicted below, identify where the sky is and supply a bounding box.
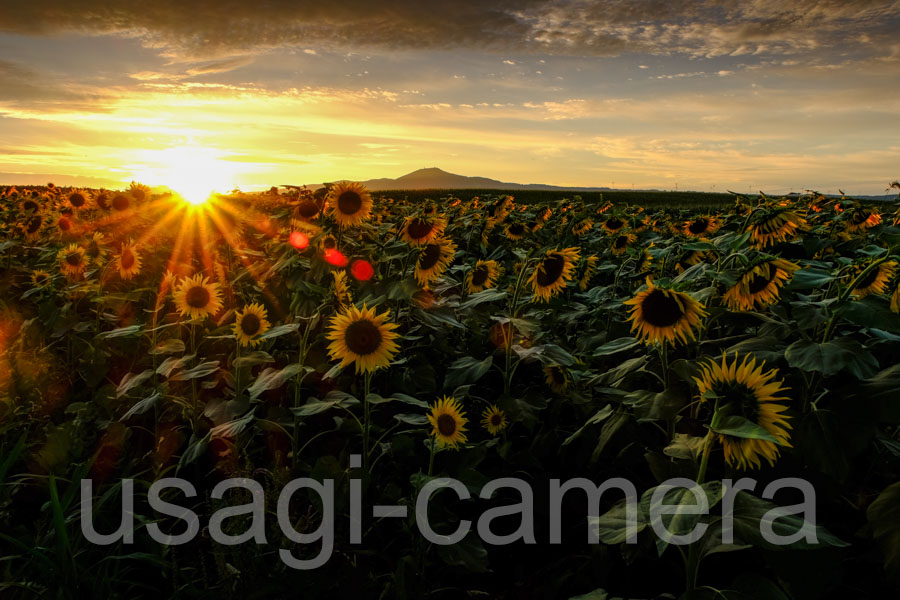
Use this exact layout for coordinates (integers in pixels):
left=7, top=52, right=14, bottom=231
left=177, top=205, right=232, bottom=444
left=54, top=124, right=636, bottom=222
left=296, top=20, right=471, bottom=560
left=1, top=0, right=899, bottom=195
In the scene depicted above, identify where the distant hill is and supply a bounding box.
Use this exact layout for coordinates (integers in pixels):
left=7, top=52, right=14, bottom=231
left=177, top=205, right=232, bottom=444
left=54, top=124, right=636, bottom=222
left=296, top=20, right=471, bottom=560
left=355, top=167, right=614, bottom=192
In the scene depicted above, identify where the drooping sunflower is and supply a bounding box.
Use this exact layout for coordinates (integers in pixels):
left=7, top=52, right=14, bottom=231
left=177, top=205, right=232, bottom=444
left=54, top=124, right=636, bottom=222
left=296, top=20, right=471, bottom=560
left=577, top=255, right=599, bottom=291
left=428, top=396, right=468, bottom=449
left=20, top=214, right=43, bottom=239
left=31, top=269, right=52, bottom=288
left=94, top=190, right=111, bottom=211
left=129, top=181, right=151, bottom=203
left=847, top=260, right=897, bottom=299
left=694, top=353, right=792, bottom=470
left=481, top=405, right=508, bottom=436
left=116, top=241, right=142, bottom=280
left=683, top=216, right=720, bottom=238
left=544, top=365, right=568, bottom=394
left=19, top=197, right=41, bottom=214
left=844, top=207, right=882, bottom=233
left=625, top=278, right=707, bottom=346
left=328, top=181, right=373, bottom=228
left=173, top=274, right=224, bottom=320
left=319, top=234, right=338, bottom=252
left=528, top=247, right=580, bottom=302
left=602, top=216, right=626, bottom=234
left=294, top=192, right=324, bottom=221
left=466, top=260, right=501, bottom=293
left=401, top=215, right=446, bottom=246
left=332, top=270, right=353, bottom=308
left=610, top=232, right=637, bottom=256
left=327, top=303, right=400, bottom=374
left=234, top=302, right=271, bottom=347
left=505, top=222, right=527, bottom=240
left=56, top=215, right=76, bottom=236
left=572, top=218, right=594, bottom=237
left=747, top=209, right=805, bottom=248
left=83, top=232, right=109, bottom=264
left=414, top=237, right=456, bottom=285
left=723, top=259, right=800, bottom=311
left=58, top=243, right=88, bottom=278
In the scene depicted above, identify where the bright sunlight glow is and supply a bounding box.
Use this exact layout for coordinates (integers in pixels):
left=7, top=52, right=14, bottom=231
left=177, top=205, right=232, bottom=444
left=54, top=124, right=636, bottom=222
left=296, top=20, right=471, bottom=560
left=129, top=147, right=237, bottom=206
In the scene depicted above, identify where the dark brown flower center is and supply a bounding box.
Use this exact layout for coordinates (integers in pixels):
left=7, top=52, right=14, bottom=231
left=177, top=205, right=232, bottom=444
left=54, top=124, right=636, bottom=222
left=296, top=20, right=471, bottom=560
left=22, top=200, right=39, bottom=212
left=34, top=273, right=48, bottom=285
left=508, top=223, right=525, bottom=236
left=640, top=289, right=686, bottom=327
left=297, top=198, right=319, bottom=218
left=112, top=194, right=130, bottom=211
left=614, top=235, right=629, bottom=249
left=344, top=319, right=383, bottom=355
left=58, top=218, right=71, bottom=231
left=240, top=313, right=261, bottom=336
left=688, top=219, right=709, bottom=234
left=65, top=252, right=82, bottom=266
left=131, top=187, right=146, bottom=201
left=605, top=218, right=623, bottom=230
left=437, top=413, right=456, bottom=437
left=186, top=286, right=211, bottom=308
left=407, top=218, right=434, bottom=240
left=69, top=192, right=86, bottom=207
left=337, top=191, right=362, bottom=215
left=418, top=243, right=442, bottom=270
left=490, top=413, right=502, bottom=426
left=472, top=264, right=489, bottom=286
left=712, top=381, right=760, bottom=423
left=96, top=193, right=110, bottom=210
left=323, top=236, right=337, bottom=250
left=747, top=265, right=777, bottom=294
left=121, top=249, right=135, bottom=269
left=26, top=216, right=42, bottom=233
left=536, top=254, right=565, bottom=287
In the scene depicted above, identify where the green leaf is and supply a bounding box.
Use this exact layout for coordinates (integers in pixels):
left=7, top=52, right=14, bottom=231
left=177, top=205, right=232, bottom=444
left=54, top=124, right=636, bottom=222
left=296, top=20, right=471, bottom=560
left=257, top=323, right=300, bottom=340
left=569, top=589, right=610, bottom=600
left=640, top=481, right=724, bottom=556
left=785, top=337, right=877, bottom=378
left=459, top=287, right=507, bottom=309
left=711, top=415, right=781, bottom=444
left=247, top=363, right=302, bottom=399
left=562, top=404, right=613, bottom=446
left=436, top=532, right=489, bottom=573
left=95, top=324, right=142, bottom=339
left=210, top=410, right=256, bottom=439
left=177, top=433, right=210, bottom=470
left=785, top=267, right=835, bottom=290
left=394, top=413, right=429, bottom=425
left=233, top=350, right=275, bottom=368
left=148, top=338, right=186, bottom=355
left=589, top=409, right=629, bottom=465
left=589, top=499, right=647, bottom=545
left=444, top=355, right=493, bottom=389
left=291, top=391, right=360, bottom=416
left=115, top=370, right=153, bottom=397
left=119, top=391, right=161, bottom=420
left=592, top=336, right=640, bottom=357
left=169, top=360, right=220, bottom=381
left=867, top=481, right=900, bottom=582
left=725, top=491, right=848, bottom=551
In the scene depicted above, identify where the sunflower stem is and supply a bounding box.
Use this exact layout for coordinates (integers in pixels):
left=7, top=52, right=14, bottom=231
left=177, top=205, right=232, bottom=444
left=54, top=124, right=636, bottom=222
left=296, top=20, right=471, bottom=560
left=821, top=256, right=889, bottom=344
left=427, top=436, right=436, bottom=478
left=362, top=370, right=373, bottom=473
left=659, top=341, right=670, bottom=389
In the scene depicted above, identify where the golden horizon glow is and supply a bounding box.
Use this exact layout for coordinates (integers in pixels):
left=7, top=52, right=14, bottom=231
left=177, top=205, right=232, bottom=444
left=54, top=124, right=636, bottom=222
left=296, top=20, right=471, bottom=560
left=130, top=147, right=236, bottom=206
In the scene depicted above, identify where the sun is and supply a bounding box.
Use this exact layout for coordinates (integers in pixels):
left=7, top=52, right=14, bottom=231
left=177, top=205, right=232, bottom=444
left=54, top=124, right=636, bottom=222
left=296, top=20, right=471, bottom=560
left=130, top=146, right=237, bottom=206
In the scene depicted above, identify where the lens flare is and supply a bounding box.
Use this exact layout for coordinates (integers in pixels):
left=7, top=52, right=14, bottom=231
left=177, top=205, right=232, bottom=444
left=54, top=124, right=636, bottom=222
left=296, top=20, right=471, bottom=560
left=289, top=231, right=309, bottom=250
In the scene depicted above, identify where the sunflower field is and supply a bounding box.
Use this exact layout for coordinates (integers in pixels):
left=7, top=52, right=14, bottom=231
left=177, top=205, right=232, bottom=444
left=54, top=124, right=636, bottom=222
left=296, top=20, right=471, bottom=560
left=1, top=181, right=900, bottom=599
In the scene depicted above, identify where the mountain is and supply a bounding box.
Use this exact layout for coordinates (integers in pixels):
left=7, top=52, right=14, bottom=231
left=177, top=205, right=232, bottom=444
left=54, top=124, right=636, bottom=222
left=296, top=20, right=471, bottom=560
left=357, top=168, right=613, bottom=192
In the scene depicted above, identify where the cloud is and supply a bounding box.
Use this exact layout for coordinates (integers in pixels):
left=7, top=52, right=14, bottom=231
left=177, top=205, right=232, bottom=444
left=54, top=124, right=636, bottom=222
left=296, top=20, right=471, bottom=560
left=2, top=1, right=898, bottom=62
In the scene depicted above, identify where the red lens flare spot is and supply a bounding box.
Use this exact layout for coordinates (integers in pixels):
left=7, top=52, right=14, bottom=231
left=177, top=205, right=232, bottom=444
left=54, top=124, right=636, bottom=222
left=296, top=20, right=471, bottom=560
left=289, top=231, right=309, bottom=250
left=324, top=248, right=348, bottom=267
left=350, top=259, right=374, bottom=281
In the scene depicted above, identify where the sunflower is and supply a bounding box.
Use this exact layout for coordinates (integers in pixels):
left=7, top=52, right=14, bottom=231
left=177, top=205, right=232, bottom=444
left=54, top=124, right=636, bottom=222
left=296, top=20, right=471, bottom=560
left=428, top=396, right=468, bottom=449
left=414, top=237, right=456, bottom=285
left=638, top=247, right=654, bottom=273
left=83, top=232, right=109, bottom=264
left=577, top=255, right=599, bottom=291
left=116, top=241, right=142, bottom=280
left=67, top=190, right=88, bottom=211
left=327, top=303, right=400, bottom=374
left=94, top=191, right=111, bottom=211
left=56, top=215, right=75, bottom=236
left=723, top=259, right=800, bottom=311
left=625, top=278, right=707, bottom=346
left=401, top=215, right=446, bottom=246
left=58, top=243, right=88, bottom=278
left=173, top=274, right=224, bottom=320
left=683, top=216, right=720, bottom=237
left=544, top=365, right=568, bottom=394
left=848, top=260, right=897, bottom=299
left=319, top=233, right=338, bottom=252
left=328, top=181, right=373, bottom=228
left=19, top=197, right=41, bottom=214
left=481, top=405, right=508, bottom=436
left=505, top=222, right=527, bottom=240
left=294, top=193, right=324, bottom=220
left=528, top=247, right=580, bottom=302
left=844, top=207, right=882, bottom=233
left=694, top=353, right=792, bottom=470
left=234, top=302, right=271, bottom=347
left=892, top=285, right=900, bottom=314
left=332, top=270, right=353, bottom=308
left=110, top=192, right=133, bottom=213
left=465, top=260, right=501, bottom=293
left=20, top=214, right=43, bottom=239
left=572, top=218, right=594, bottom=237
left=31, top=269, right=52, bottom=288
left=129, top=182, right=151, bottom=203
left=602, top=216, right=626, bottom=234
left=610, top=232, right=636, bottom=256
left=747, top=209, right=805, bottom=248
